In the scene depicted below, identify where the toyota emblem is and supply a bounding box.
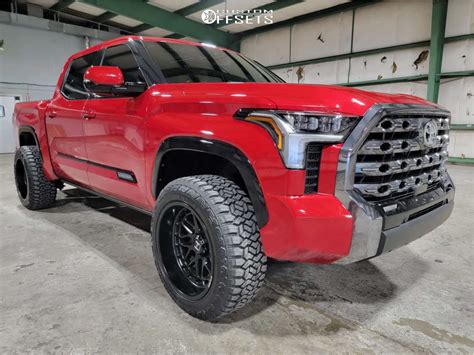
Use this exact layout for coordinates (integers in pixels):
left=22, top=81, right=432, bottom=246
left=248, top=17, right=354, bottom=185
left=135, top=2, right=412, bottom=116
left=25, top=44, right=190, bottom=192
left=423, top=120, right=438, bottom=147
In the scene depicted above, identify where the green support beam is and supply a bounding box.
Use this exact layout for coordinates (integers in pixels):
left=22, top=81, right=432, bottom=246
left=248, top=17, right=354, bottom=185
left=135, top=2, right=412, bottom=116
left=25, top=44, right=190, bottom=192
left=451, top=124, right=474, bottom=131
left=78, top=0, right=237, bottom=47
left=239, top=0, right=380, bottom=37
left=427, top=0, right=448, bottom=103
left=337, top=70, right=473, bottom=87
left=448, top=157, right=474, bottom=165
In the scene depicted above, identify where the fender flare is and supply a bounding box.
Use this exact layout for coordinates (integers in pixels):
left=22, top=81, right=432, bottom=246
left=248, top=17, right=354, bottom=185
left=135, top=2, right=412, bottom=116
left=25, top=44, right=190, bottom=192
left=18, top=126, right=40, bottom=146
left=152, top=136, right=268, bottom=228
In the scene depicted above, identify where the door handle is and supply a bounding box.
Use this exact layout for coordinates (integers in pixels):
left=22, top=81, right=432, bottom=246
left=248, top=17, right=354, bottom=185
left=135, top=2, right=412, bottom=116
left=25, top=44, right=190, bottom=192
left=47, top=110, right=57, bottom=118
left=82, top=111, right=96, bottom=120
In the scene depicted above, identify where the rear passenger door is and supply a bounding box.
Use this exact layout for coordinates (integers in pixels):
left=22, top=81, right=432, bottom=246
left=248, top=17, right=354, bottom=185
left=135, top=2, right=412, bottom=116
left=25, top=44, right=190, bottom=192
left=46, top=51, right=101, bottom=185
left=82, top=44, right=149, bottom=208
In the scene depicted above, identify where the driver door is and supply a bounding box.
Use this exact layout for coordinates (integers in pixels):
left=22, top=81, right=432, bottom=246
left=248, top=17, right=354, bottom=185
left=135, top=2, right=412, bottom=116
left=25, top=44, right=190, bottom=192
left=82, top=44, right=148, bottom=208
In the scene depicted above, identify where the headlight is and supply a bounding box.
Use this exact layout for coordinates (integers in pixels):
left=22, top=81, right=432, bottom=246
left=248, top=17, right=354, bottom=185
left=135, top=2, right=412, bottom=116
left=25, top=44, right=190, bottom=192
left=280, top=111, right=357, bottom=135
left=235, top=110, right=360, bottom=169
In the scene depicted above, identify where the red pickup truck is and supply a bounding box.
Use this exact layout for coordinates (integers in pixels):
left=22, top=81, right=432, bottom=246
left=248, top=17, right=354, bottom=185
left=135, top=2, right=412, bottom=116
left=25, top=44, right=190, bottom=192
left=14, top=36, right=454, bottom=320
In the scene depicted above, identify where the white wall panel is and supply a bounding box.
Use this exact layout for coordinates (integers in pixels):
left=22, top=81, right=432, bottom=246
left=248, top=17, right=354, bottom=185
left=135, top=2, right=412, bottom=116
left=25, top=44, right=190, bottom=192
left=442, top=39, right=474, bottom=73
left=353, top=0, right=432, bottom=51
left=349, top=46, right=430, bottom=83
left=241, top=27, right=290, bottom=66
left=438, top=77, right=474, bottom=124
left=290, top=11, right=352, bottom=62
left=445, top=0, right=474, bottom=37
left=448, top=131, right=474, bottom=158
left=356, top=82, right=428, bottom=99
left=0, top=17, right=113, bottom=101
left=272, top=59, right=350, bottom=85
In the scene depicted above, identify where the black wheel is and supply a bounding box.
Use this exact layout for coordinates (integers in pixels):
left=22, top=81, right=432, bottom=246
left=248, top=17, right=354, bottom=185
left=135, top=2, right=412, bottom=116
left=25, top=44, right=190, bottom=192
left=14, top=146, right=57, bottom=210
left=152, top=175, right=267, bottom=321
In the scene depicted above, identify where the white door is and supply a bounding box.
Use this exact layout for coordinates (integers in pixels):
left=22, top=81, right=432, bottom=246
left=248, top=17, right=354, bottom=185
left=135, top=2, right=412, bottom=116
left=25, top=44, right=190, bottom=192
left=0, top=96, right=18, bottom=153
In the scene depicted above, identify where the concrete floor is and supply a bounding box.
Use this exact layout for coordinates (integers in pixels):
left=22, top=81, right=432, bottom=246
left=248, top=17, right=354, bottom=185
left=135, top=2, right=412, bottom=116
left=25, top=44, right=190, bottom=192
left=0, top=153, right=473, bottom=353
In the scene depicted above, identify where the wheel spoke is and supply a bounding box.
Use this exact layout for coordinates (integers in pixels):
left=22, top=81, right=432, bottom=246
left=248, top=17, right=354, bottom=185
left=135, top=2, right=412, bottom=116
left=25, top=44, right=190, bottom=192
left=191, top=214, right=200, bottom=233
left=169, top=205, right=213, bottom=293
left=183, top=248, right=193, bottom=260
left=181, top=222, right=193, bottom=235
left=177, top=240, right=193, bottom=248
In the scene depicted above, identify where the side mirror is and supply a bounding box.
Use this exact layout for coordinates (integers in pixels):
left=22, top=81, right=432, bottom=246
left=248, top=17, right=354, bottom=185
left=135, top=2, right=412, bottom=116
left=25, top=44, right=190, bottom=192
left=84, top=66, right=124, bottom=95
left=84, top=66, right=147, bottom=97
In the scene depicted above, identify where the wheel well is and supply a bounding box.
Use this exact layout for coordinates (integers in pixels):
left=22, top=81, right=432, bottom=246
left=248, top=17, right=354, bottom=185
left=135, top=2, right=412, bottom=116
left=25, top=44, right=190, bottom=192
left=156, top=150, right=247, bottom=197
left=19, top=131, right=37, bottom=146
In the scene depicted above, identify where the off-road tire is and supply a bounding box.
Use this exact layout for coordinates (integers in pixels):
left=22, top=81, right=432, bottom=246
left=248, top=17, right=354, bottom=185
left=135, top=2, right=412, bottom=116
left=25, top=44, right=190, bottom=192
left=14, top=146, right=57, bottom=210
left=152, top=175, right=267, bottom=321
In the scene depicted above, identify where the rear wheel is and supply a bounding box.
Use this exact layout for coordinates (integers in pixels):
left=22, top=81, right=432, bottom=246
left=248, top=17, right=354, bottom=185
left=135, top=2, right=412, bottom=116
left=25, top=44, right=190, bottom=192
left=152, top=175, right=267, bottom=321
left=14, top=146, right=57, bottom=210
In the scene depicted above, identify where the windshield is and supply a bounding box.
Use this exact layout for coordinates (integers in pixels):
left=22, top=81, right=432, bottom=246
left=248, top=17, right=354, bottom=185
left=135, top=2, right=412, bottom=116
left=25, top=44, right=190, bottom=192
left=143, top=41, right=284, bottom=84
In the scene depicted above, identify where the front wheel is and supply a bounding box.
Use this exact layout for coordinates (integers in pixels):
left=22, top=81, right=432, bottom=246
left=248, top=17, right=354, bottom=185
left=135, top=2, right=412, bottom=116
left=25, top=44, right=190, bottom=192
left=14, top=146, right=57, bottom=210
left=152, top=175, right=267, bottom=321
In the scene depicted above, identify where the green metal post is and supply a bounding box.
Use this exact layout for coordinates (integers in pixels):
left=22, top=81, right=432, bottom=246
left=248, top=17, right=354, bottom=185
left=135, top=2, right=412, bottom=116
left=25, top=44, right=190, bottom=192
left=427, top=0, right=448, bottom=103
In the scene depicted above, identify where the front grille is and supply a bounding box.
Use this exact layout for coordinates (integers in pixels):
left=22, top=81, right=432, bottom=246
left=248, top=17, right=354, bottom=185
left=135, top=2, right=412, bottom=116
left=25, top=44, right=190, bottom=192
left=354, top=112, right=450, bottom=202
left=304, top=143, right=322, bottom=194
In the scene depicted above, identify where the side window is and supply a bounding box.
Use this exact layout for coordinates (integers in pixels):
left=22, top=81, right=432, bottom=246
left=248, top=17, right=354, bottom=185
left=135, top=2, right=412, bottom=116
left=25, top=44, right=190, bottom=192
left=101, top=45, right=145, bottom=83
left=62, top=51, right=101, bottom=100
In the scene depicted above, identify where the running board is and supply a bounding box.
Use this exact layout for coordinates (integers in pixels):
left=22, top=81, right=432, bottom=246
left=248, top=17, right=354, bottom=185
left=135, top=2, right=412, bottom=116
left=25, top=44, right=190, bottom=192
left=61, top=180, right=152, bottom=216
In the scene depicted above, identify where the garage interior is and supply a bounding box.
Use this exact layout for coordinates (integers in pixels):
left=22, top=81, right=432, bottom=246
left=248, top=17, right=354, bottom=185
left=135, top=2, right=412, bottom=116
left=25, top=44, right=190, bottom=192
left=1, top=0, right=473, bottom=353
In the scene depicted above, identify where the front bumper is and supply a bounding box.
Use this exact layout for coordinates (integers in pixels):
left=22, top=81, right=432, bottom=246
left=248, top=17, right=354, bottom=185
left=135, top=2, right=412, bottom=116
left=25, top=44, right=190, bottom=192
left=334, top=183, right=454, bottom=264
left=259, top=104, right=455, bottom=264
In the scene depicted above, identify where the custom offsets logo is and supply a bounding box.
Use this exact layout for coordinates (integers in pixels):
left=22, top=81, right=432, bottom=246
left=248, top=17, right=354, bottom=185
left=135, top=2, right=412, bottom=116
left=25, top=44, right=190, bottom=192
left=201, top=9, right=274, bottom=25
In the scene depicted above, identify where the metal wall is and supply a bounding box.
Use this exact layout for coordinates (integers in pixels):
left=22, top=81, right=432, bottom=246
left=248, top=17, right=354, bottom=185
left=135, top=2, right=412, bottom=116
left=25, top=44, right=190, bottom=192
left=0, top=11, right=116, bottom=101
left=241, top=0, right=474, bottom=162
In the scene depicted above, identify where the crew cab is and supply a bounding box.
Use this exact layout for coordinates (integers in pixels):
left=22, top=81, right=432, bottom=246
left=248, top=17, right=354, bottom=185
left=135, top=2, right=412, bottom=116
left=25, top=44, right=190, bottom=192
left=13, top=36, right=454, bottom=321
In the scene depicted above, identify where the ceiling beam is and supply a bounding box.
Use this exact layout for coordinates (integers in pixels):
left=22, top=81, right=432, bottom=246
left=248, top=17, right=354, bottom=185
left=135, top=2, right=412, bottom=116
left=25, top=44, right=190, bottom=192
left=50, top=0, right=75, bottom=12
left=132, top=23, right=154, bottom=33
left=131, top=0, right=225, bottom=35
left=213, top=0, right=304, bottom=28
left=94, top=11, right=116, bottom=23
left=162, top=0, right=303, bottom=39
left=238, top=0, right=380, bottom=37
left=78, top=0, right=237, bottom=47
left=56, top=7, right=133, bottom=32
left=175, top=0, right=224, bottom=17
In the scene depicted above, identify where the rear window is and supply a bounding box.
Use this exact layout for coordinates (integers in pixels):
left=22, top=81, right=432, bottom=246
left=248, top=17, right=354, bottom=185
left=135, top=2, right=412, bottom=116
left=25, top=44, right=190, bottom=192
left=143, top=41, right=283, bottom=84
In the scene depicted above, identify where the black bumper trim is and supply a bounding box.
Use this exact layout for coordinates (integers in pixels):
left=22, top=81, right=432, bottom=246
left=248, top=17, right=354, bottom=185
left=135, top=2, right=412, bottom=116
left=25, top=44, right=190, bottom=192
left=377, top=201, right=454, bottom=254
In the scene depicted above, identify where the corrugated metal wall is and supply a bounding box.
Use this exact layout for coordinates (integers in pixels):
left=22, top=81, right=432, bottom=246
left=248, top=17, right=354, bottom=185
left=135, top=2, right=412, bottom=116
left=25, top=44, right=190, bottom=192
left=241, top=0, right=474, bottom=161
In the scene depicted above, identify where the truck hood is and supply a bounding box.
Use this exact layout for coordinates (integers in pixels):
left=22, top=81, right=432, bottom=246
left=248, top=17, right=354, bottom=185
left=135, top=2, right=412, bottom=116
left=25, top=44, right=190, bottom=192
left=177, top=82, right=437, bottom=117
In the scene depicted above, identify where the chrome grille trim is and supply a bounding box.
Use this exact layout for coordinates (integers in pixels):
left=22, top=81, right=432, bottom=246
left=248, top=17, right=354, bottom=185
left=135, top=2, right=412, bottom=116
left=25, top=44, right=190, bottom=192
left=356, top=150, right=448, bottom=176
left=355, top=166, right=447, bottom=197
left=359, top=138, right=448, bottom=155
left=371, top=116, right=449, bottom=133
